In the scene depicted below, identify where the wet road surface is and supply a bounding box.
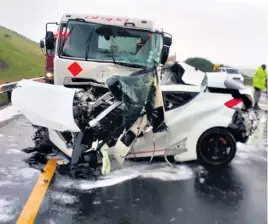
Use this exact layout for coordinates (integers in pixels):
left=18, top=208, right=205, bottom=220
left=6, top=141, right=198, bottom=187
left=0, top=96, right=267, bottom=224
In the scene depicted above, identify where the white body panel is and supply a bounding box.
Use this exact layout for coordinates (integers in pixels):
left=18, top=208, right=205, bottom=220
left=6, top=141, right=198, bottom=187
left=207, top=72, right=245, bottom=89
left=179, top=62, right=205, bottom=86
left=11, top=80, right=80, bottom=132
left=206, top=72, right=229, bottom=88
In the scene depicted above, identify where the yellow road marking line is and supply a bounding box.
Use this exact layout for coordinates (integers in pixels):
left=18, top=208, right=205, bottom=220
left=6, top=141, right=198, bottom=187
left=16, top=159, right=57, bottom=224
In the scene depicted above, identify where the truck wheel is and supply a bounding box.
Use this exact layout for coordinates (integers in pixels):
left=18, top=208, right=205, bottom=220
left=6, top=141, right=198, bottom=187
left=196, top=127, right=236, bottom=168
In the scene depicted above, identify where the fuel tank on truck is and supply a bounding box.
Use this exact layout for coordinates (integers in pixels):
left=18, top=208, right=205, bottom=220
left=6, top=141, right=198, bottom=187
left=11, top=79, right=80, bottom=132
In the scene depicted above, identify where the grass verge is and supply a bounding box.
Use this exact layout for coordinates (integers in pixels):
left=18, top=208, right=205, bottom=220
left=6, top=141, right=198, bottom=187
left=0, top=25, right=44, bottom=84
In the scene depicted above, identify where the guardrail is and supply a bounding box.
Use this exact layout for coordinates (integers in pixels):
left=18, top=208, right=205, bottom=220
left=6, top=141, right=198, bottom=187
left=0, top=77, right=45, bottom=94
left=0, top=77, right=45, bottom=103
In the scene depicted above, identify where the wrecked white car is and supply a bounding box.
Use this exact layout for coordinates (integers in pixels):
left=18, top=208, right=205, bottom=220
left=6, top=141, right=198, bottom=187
left=11, top=62, right=258, bottom=176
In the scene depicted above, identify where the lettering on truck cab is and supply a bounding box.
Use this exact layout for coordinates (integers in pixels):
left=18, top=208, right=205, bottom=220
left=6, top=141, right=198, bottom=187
left=84, top=16, right=129, bottom=23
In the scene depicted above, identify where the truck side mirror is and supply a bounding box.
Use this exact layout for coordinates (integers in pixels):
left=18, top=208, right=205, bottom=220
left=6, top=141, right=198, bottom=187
left=160, top=46, right=170, bottom=65
left=164, top=36, right=172, bottom=47
left=45, top=31, right=55, bottom=50
left=40, top=40, right=45, bottom=48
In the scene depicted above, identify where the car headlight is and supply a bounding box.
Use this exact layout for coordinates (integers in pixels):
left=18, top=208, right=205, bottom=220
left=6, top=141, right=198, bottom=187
left=45, top=72, right=53, bottom=78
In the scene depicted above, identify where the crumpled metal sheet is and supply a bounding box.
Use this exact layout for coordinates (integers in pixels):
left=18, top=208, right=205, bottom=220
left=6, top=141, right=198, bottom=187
left=106, top=68, right=156, bottom=130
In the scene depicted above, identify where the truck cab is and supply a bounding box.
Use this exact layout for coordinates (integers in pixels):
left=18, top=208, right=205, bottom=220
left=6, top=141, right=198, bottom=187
left=44, top=14, right=172, bottom=89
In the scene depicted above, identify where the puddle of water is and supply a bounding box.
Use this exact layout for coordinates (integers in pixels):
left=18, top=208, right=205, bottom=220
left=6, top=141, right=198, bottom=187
left=55, top=163, right=194, bottom=191
left=0, top=106, right=20, bottom=123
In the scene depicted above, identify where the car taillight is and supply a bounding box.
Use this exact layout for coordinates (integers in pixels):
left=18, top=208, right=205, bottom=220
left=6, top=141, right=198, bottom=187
left=224, top=98, right=243, bottom=108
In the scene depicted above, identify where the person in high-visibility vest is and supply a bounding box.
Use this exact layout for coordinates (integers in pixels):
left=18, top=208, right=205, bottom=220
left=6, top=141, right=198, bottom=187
left=213, top=64, right=220, bottom=72
left=252, top=64, right=267, bottom=109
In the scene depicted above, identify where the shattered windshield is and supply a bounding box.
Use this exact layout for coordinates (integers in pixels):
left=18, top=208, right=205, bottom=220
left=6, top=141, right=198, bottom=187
left=58, top=20, right=163, bottom=68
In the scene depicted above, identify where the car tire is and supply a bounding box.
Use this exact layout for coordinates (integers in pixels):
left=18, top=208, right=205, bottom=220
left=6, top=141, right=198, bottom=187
left=196, top=127, right=237, bottom=168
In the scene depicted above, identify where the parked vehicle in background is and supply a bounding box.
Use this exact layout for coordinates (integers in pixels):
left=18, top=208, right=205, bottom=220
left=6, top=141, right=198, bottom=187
left=217, top=67, right=244, bottom=84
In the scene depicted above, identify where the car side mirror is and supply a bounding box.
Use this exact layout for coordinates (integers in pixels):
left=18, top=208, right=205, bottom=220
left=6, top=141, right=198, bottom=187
left=45, top=31, right=55, bottom=50
left=160, top=46, right=170, bottom=65
left=40, top=40, right=45, bottom=48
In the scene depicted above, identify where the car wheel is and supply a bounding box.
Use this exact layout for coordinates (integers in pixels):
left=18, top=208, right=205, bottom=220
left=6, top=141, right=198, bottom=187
left=197, top=127, right=237, bottom=168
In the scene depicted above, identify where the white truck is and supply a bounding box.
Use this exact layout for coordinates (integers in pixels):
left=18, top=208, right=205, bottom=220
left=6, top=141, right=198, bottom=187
left=43, top=14, right=172, bottom=91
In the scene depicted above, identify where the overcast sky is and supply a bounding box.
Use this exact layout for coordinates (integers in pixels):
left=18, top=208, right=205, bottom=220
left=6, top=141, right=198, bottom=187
left=0, top=0, right=267, bottom=68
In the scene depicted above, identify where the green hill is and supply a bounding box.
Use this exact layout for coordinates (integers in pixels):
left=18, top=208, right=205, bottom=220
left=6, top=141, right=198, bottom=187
left=0, top=26, right=44, bottom=84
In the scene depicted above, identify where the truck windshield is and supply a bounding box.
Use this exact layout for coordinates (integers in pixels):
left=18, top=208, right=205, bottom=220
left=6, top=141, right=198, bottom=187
left=58, top=20, right=163, bottom=68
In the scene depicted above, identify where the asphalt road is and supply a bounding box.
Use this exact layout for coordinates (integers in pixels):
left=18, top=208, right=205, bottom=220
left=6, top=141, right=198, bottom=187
left=0, top=95, right=267, bottom=224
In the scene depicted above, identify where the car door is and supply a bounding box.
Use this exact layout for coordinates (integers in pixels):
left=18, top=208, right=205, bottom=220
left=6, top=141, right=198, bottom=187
left=131, top=84, right=201, bottom=156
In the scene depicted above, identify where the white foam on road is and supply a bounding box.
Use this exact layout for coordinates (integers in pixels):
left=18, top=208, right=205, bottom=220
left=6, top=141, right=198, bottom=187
left=0, top=166, right=40, bottom=183
left=49, top=191, right=78, bottom=204
left=8, top=143, right=19, bottom=147
left=6, top=149, right=22, bottom=154
left=15, top=167, right=40, bottom=180
left=0, top=196, right=19, bottom=223
left=55, top=164, right=194, bottom=191
left=0, top=180, right=13, bottom=187
left=0, top=105, right=20, bottom=123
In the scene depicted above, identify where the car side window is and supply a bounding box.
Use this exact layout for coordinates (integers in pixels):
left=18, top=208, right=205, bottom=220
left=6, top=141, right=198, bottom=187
left=162, top=91, right=199, bottom=111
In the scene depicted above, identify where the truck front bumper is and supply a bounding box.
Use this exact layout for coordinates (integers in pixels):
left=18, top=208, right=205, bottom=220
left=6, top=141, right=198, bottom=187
left=44, top=78, right=54, bottom=84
